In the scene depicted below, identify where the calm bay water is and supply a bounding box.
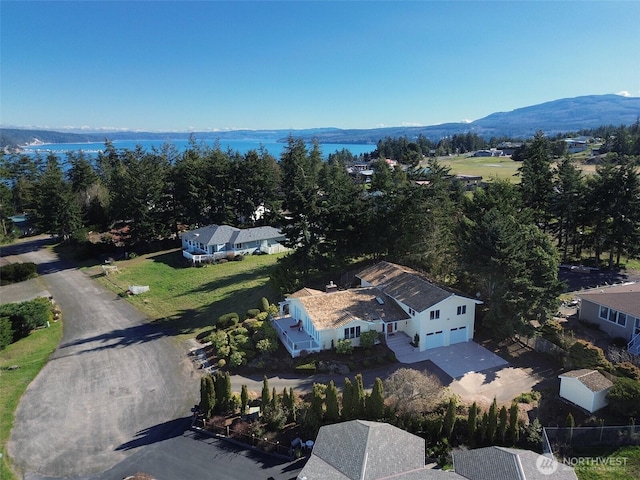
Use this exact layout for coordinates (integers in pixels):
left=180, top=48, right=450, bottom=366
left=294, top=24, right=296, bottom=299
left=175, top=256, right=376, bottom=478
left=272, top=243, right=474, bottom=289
left=21, top=138, right=375, bottom=160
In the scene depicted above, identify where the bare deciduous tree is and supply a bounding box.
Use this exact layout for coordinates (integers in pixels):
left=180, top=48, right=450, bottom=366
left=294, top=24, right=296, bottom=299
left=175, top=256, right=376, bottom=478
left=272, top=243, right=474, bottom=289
left=383, top=368, right=444, bottom=414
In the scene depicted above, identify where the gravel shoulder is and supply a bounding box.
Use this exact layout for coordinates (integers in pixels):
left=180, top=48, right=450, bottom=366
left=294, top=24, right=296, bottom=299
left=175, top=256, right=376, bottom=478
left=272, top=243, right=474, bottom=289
left=3, top=238, right=198, bottom=478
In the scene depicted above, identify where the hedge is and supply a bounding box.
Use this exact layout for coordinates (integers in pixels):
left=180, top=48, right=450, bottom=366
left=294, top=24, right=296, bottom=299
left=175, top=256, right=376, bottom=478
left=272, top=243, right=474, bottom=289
left=0, top=262, right=38, bottom=285
left=216, top=312, right=240, bottom=329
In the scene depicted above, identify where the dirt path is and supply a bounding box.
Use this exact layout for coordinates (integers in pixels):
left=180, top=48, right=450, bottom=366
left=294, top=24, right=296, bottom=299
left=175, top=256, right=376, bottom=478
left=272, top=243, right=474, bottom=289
left=3, top=238, right=197, bottom=479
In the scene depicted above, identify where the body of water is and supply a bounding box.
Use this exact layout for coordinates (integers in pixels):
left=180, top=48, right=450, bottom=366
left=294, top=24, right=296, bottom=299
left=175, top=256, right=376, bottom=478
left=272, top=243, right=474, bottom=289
left=20, top=138, right=376, bottom=159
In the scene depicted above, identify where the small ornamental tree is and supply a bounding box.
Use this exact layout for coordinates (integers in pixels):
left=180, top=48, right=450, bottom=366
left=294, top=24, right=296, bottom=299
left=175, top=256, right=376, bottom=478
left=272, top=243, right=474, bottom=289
left=467, top=402, right=478, bottom=444
left=342, top=378, right=354, bottom=420
left=508, top=401, right=520, bottom=444
left=498, top=405, right=508, bottom=444
left=442, top=397, right=457, bottom=439
left=336, top=338, right=353, bottom=354
left=325, top=380, right=340, bottom=422
left=487, top=398, right=498, bottom=444
left=359, top=330, right=378, bottom=349
left=200, top=375, right=215, bottom=418
left=261, top=376, right=270, bottom=413
left=607, top=377, right=640, bottom=417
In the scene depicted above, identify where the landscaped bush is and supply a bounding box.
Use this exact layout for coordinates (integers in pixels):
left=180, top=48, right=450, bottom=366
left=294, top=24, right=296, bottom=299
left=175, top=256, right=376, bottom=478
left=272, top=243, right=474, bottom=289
left=229, top=351, right=245, bottom=367
left=0, top=317, right=13, bottom=350
left=260, top=297, right=270, bottom=312
left=359, top=330, right=378, bottom=349
left=209, top=330, right=229, bottom=350
left=242, top=318, right=260, bottom=333
left=566, top=340, right=613, bottom=371
left=246, top=309, right=261, bottom=319
left=230, top=327, right=249, bottom=337
left=615, top=361, right=640, bottom=381
left=0, top=297, right=53, bottom=342
left=607, top=377, right=640, bottom=417
left=295, top=361, right=316, bottom=373
left=336, top=338, right=353, bottom=355
left=217, top=312, right=240, bottom=328
left=0, top=262, right=38, bottom=285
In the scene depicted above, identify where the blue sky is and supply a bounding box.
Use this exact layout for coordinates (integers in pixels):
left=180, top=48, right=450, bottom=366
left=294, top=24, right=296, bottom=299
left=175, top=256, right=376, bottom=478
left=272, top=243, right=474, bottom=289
left=1, top=1, right=639, bottom=132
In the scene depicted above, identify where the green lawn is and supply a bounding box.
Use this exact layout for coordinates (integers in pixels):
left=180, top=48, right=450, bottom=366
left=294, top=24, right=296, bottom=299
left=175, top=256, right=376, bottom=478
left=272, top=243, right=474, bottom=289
left=0, top=321, right=63, bottom=480
left=438, top=154, right=521, bottom=181
left=571, top=446, right=640, bottom=480
left=93, top=249, right=284, bottom=339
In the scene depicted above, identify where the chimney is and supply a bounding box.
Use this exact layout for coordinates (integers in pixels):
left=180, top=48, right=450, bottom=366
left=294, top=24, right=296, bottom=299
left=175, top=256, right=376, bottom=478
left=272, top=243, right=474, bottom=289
left=325, top=281, right=338, bottom=293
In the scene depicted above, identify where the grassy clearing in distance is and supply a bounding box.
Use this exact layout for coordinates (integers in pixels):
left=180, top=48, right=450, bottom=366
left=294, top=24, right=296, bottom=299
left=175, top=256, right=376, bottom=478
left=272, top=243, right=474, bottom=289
left=438, top=154, right=521, bottom=182
left=573, top=445, right=640, bottom=480
left=0, top=320, right=63, bottom=480
left=92, top=249, right=284, bottom=338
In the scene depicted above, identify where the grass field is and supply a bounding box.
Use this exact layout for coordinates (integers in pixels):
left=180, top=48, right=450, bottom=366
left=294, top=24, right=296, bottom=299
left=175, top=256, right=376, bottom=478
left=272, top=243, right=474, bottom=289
left=92, top=249, right=284, bottom=339
left=571, top=446, right=640, bottom=480
left=0, top=320, right=63, bottom=480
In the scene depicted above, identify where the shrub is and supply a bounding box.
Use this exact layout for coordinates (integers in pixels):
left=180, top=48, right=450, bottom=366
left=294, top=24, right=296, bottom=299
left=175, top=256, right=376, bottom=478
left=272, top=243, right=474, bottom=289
left=0, top=262, right=38, bottom=285
left=230, top=327, right=249, bottom=337
left=242, top=318, right=260, bottom=333
left=218, top=345, right=231, bottom=358
left=567, top=340, right=613, bottom=371
left=217, top=358, right=227, bottom=368
left=0, top=317, right=13, bottom=351
left=256, top=338, right=274, bottom=354
left=230, top=334, right=251, bottom=349
left=607, top=377, right=640, bottom=417
left=246, top=309, right=261, bottom=319
left=256, top=311, right=269, bottom=321
left=217, top=312, right=239, bottom=329
left=260, top=297, right=270, bottom=312
left=615, top=361, right=640, bottom=381
left=359, top=330, right=378, bottom=349
left=233, top=254, right=245, bottom=261
left=0, top=297, right=53, bottom=342
left=295, top=361, right=316, bottom=374
left=540, top=319, right=563, bottom=344
left=229, top=351, right=245, bottom=367
left=209, top=330, right=229, bottom=350
left=336, top=338, right=353, bottom=355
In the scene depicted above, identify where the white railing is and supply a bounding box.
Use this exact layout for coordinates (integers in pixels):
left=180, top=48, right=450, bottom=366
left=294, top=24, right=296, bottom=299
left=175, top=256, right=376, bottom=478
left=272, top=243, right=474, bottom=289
left=271, top=318, right=321, bottom=358
left=628, top=332, right=640, bottom=355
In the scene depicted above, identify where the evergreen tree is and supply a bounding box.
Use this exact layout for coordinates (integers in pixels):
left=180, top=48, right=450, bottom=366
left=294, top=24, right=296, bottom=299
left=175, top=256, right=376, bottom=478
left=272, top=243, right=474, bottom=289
left=508, top=401, right=520, bottom=445
left=240, top=384, right=248, bottom=415
left=467, top=402, right=478, bottom=444
left=311, top=383, right=324, bottom=420
left=200, top=375, right=215, bottom=419
left=442, top=397, right=457, bottom=440
left=224, top=371, right=232, bottom=411
left=518, top=131, right=553, bottom=230
left=325, top=380, right=340, bottom=423
left=487, top=397, right=498, bottom=444
left=261, top=376, right=270, bottom=413
left=498, top=405, right=508, bottom=444
left=365, top=378, right=385, bottom=420
left=342, top=378, right=354, bottom=420
left=552, top=155, right=584, bottom=261
left=354, top=373, right=366, bottom=419
left=271, top=387, right=278, bottom=411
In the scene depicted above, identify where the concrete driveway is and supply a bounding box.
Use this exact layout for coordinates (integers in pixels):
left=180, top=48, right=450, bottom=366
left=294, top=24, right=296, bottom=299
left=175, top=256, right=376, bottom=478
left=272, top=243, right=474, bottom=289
left=2, top=238, right=198, bottom=478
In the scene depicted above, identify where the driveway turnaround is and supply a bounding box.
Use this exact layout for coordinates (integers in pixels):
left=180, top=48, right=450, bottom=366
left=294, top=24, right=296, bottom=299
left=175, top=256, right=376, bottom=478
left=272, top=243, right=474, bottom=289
left=4, top=238, right=198, bottom=478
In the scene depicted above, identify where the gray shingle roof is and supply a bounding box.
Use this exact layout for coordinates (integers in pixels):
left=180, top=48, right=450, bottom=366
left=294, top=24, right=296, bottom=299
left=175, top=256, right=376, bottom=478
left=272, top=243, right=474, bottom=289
left=181, top=224, right=283, bottom=246
left=578, top=283, right=640, bottom=318
left=301, top=420, right=426, bottom=480
left=559, top=369, right=613, bottom=392
left=453, top=447, right=578, bottom=480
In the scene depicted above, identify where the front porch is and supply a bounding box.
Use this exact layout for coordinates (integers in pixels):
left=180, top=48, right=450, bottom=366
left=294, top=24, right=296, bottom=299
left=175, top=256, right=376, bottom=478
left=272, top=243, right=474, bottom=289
left=271, top=316, right=321, bottom=358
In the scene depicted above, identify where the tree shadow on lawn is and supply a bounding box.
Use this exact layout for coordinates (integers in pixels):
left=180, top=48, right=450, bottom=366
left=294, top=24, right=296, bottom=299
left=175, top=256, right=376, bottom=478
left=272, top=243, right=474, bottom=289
left=147, top=249, right=188, bottom=269
left=165, top=273, right=278, bottom=335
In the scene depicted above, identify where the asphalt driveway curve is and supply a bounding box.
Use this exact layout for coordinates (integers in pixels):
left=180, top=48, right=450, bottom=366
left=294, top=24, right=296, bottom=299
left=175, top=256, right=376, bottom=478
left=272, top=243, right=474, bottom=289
left=3, top=238, right=198, bottom=479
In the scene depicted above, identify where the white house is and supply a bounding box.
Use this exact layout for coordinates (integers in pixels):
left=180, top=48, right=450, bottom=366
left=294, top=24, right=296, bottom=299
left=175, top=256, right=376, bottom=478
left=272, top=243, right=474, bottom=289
left=181, top=224, right=288, bottom=263
left=357, top=262, right=482, bottom=351
left=559, top=369, right=614, bottom=413
left=273, top=262, right=481, bottom=358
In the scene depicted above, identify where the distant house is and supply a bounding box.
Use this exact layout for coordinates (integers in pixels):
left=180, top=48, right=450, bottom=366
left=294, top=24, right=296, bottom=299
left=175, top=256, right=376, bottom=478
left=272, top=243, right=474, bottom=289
left=471, top=149, right=502, bottom=157
left=181, top=224, right=288, bottom=263
left=298, top=420, right=577, bottom=480
left=559, top=369, right=614, bottom=413
left=576, top=283, right=640, bottom=354
left=564, top=138, right=588, bottom=153
left=496, top=141, right=523, bottom=156
left=273, top=262, right=481, bottom=358
left=454, top=174, right=483, bottom=191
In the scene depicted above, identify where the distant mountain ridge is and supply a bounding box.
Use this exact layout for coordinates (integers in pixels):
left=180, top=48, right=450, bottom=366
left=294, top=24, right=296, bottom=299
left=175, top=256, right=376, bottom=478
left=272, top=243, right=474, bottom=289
left=2, top=94, right=639, bottom=149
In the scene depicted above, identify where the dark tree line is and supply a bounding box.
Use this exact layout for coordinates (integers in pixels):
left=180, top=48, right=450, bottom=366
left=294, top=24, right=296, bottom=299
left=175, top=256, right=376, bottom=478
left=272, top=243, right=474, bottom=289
left=2, top=128, right=639, bottom=339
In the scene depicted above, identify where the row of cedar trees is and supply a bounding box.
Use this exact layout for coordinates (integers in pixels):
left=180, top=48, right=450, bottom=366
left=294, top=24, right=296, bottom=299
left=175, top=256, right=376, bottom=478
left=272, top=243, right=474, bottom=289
left=200, top=372, right=530, bottom=449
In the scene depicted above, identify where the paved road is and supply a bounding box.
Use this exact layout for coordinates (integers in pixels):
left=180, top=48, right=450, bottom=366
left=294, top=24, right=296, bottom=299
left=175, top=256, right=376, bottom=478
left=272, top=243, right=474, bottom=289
left=3, top=238, right=198, bottom=479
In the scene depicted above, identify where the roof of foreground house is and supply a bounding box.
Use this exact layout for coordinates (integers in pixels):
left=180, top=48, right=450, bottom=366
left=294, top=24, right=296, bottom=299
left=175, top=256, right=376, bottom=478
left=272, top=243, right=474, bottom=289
left=578, top=283, right=640, bottom=318
left=356, top=262, right=478, bottom=313
left=288, top=286, right=410, bottom=330
left=452, top=446, right=578, bottom=480
left=299, top=421, right=577, bottom=480
left=559, top=369, right=614, bottom=393
left=181, top=224, right=283, bottom=246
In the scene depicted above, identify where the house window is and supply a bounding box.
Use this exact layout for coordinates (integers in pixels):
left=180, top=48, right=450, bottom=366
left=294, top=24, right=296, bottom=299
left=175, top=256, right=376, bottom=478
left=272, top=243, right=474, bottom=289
left=430, top=310, right=440, bottom=320
left=599, top=306, right=609, bottom=321
left=344, top=326, right=361, bottom=339
left=235, top=243, right=243, bottom=249
left=635, top=317, right=640, bottom=335
left=617, top=312, right=627, bottom=327
left=457, top=305, right=467, bottom=315
left=409, top=308, right=415, bottom=316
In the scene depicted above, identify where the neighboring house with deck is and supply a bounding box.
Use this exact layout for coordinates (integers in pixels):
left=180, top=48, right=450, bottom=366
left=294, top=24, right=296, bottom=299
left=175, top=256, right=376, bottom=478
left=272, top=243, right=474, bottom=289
left=297, top=420, right=577, bottom=480
left=181, top=224, right=288, bottom=263
left=576, top=283, right=640, bottom=355
left=273, top=261, right=481, bottom=358
left=558, top=369, right=614, bottom=413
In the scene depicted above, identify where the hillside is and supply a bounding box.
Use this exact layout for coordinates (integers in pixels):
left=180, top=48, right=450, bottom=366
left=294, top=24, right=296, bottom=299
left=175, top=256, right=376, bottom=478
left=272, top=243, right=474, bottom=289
left=2, top=94, right=639, bottom=149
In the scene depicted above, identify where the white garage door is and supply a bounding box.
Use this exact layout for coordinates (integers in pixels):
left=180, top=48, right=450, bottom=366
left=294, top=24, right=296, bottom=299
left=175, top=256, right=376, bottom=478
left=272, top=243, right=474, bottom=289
left=425, top=330, right=445, bottom=349
left=449, top=326, right=468, bottom=344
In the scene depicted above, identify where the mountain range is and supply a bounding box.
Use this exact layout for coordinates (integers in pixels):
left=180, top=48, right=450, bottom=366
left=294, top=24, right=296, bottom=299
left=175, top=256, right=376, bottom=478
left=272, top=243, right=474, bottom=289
left=2, top=94, right=639, bottom=150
